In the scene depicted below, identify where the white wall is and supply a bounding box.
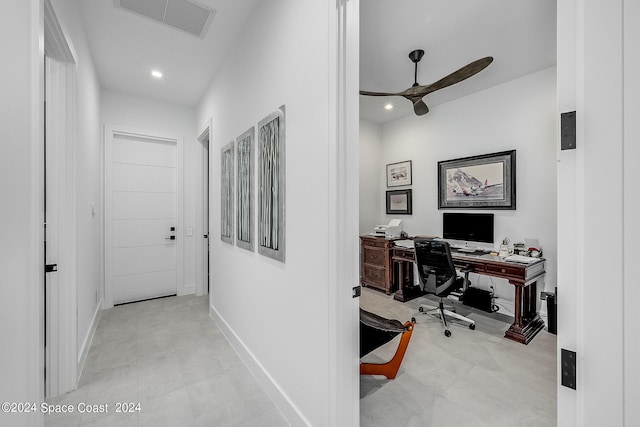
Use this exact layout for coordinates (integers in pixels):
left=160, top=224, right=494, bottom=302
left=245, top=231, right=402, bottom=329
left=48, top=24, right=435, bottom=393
left=50, top=0, right=103, bottom=377
left=101, top=90, right=197, bottom=296
left=197, top=1, right=337, bottom=425
left=359, top=119, right=383, bottom=235
left=0, top=1, right=44, bottom=425
left=361, top=67, right=558, bottom=315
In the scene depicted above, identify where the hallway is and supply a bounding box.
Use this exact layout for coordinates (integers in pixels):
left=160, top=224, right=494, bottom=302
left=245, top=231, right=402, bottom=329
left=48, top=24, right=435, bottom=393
left=44, top=295, right=287, bottom=426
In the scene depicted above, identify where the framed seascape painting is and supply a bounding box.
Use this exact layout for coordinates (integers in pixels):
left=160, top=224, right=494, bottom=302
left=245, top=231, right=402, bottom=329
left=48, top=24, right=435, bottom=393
left=386, top=160, right=412, bottom=187
left=438, top=150, right=516, bottom=209
left=257, top=105, right=286, bottom=262
left=386, top=189, right=412, bottom=215
left=236, top=127, right=254, bottom=251
left=220, top=141, right=234, bottom=244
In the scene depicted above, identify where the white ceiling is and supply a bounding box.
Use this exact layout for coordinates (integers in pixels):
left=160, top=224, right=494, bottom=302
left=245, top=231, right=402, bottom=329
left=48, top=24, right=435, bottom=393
left=76, top=0, right=556, bottom=117
left=78, top=0, right=259, bottom=107
left=360, top=0, right=557, bottom=123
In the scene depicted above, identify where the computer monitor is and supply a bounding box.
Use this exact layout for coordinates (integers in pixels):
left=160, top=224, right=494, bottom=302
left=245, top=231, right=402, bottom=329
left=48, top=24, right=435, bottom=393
left=442, top=213, right=494, bottom=244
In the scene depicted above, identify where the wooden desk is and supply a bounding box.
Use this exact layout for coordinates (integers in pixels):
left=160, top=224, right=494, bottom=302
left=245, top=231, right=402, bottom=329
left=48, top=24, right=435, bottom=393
left=391, top=246, right=546, bottom=345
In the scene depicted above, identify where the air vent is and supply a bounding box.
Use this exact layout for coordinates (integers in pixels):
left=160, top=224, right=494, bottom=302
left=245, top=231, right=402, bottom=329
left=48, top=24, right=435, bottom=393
left=115, top=0, right=216, bottom=39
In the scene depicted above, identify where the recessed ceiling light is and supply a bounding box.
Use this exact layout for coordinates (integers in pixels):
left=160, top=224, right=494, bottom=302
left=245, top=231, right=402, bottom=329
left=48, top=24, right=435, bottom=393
left=151, top=70, right=163, bottom=78
left=384, top=103, right=394, bottom=110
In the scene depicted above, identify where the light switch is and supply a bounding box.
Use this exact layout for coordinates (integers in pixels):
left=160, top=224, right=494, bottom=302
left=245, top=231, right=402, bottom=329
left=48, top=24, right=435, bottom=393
left=186, top=227, right=193, bottom=237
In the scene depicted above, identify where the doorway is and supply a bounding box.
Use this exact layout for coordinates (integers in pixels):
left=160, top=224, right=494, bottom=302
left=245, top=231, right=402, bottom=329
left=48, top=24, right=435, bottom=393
left=43, top=0, right=78, bottom=398
left=104, top=126, right=184, bottom=307
left=197, top=124, right=211, bottom=296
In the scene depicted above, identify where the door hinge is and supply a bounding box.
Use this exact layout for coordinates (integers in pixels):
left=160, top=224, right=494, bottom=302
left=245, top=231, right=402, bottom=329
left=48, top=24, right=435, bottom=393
left=45, top=264, right=58, bottom=273
left=561, top=349, right=577, bottom=390
left=352, top=286, right=361, bottom=298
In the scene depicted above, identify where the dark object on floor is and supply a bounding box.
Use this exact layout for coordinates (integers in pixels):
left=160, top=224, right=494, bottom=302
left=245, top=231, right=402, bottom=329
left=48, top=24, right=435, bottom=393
left=463, top=286, right=497, bottom=313
left=360, top=308, right=414, bottom=380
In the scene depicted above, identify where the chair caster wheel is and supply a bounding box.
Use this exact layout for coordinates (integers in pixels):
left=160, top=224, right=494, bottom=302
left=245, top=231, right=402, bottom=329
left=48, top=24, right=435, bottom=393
left=418, top=306, right=424, bottom=313
left=411, top=317, right=416, bottom=323
left=469, top=324, right=476, bottom=330
left=444, top=330, right=451, bottom=337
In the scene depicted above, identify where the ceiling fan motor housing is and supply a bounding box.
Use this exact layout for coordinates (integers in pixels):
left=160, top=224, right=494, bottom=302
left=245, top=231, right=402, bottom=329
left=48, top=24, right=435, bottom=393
left=409, top=49, right=425, bottom=63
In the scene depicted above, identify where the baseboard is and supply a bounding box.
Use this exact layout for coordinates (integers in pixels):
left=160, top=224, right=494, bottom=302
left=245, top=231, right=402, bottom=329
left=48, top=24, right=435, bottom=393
left=208, top=304, right=311, bottom=427
left=77, top=298, right=102, bottom=382
left=539, top=307, right=549, bottom=330
left=179, top=283, right=196, bottom=296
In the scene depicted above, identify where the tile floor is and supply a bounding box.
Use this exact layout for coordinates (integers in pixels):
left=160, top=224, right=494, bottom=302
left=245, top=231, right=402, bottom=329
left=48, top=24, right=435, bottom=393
left=360, top=287, right=557, bottom=427
left=45, top=291, right=556, bottom=426
left=44, top=295, right=288, bottom=427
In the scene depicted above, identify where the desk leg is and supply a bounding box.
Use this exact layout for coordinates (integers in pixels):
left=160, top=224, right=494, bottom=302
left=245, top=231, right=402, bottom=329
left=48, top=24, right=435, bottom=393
left=504, top=279, right=545, bottom=344
left=393, top=260, right=423, bottom=302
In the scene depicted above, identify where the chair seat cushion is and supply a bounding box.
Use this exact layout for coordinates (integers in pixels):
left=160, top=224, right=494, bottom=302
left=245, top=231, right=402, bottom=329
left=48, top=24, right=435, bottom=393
left=360, top=309, right=407, bottom=357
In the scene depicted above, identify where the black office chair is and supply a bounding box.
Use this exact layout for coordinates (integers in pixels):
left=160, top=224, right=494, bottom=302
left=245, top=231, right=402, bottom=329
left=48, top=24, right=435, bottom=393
left=413, top=238, right=475, bottom=337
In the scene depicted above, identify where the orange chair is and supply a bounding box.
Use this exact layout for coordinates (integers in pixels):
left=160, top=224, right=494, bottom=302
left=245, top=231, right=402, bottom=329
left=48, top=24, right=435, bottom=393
left=360, top=309, right=414, bottom=380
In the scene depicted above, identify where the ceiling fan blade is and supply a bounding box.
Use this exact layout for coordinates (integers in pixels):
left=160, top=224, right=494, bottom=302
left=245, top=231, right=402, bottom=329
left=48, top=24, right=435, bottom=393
left=359, top=90, right=400, bottom=97
left=422, top=56, right=493, bottom=95
left=413, top=99, right=429, bottom=116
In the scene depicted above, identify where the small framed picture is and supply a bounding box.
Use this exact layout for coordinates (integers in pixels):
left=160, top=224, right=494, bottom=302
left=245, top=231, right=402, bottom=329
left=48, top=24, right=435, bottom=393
left=386, top=189, right=412, bottom=215
left=386, top=160, right=412, bottom=187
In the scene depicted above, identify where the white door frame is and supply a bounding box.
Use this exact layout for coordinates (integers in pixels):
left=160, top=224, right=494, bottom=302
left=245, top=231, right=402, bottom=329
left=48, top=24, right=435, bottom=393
left=44, top=0, right=78, bottom=398
left=196, top=120, right=212, bottom=297
left=103, top=125, right=184, bottom=308
left=328, top=0, right=360, bottom=425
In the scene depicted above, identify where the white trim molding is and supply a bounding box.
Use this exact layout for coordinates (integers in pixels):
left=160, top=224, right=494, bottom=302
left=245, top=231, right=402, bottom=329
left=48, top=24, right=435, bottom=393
left=327, top=0, right=360, bottom=425
left=77, top=298, right=101, bottom=381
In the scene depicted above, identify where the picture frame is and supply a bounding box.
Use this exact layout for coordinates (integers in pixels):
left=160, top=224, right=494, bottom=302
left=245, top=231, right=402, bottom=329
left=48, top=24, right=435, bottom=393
left=236, top=127, right=254, bottom=251
left=220, top=140, right=235, bottom=244
left=386, top=160, right=412, bottom=187
left=438, top=150, right=516, bottom=209
left=386, top=189, right=412, bottom=215
left=257, top=105, right=286, bottom=262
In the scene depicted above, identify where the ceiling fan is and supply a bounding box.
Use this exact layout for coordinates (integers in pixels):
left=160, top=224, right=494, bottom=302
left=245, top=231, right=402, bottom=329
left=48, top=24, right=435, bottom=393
left=360, top=49, right=494, bottom=116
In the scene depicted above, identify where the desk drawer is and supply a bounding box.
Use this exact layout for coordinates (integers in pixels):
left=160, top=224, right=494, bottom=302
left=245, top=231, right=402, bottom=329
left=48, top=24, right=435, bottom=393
left=361, top=237, right=391, bottom=248
left=363, top=247, right=385, bottom=266
left=362, top=264, right=386, bottom=287
left=485, top=263, right=522, bottom=278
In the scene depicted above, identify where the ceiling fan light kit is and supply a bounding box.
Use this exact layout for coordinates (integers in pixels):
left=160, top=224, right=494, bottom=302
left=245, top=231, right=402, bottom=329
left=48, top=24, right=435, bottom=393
left=360, top=49, right=493, bottom=116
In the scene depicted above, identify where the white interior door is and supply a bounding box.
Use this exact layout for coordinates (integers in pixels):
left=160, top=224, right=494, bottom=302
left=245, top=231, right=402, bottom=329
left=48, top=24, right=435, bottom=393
left=196, top=125, right=210, bottom=296
left=44, top=55, right=77, bottom=398
left=45, top=57, right=61, bottom=397
left=108, top=132, right=178, bottom=305
left=202, top=136, right=209, bottom=294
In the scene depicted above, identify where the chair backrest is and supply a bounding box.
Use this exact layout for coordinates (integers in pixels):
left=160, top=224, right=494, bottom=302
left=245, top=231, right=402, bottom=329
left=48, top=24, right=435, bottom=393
left=414, top=238, right=458, bottom=296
